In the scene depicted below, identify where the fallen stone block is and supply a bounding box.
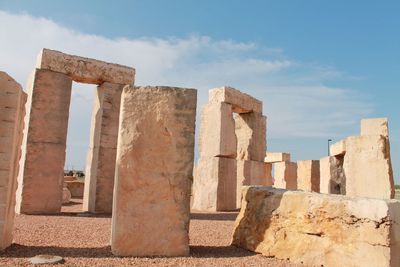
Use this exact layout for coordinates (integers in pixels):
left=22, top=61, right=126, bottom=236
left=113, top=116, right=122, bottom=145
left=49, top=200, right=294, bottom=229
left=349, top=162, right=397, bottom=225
left=232, top=186, right=400, bottom=267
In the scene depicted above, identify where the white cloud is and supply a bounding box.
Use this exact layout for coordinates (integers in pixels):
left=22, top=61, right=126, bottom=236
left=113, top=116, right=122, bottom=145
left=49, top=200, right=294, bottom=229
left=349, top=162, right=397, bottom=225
left=0, top=10, right=374, bottom=169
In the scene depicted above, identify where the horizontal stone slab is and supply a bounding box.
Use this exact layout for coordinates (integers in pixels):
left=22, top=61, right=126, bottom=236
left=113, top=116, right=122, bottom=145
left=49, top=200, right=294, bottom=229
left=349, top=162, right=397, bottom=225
left=232, top=186, right=400, bottom=267
left=264, top=152, right=290, bottom=163
left=209, top=86, right=262, bottom=113
left=36, top=49, right=135, bottom=85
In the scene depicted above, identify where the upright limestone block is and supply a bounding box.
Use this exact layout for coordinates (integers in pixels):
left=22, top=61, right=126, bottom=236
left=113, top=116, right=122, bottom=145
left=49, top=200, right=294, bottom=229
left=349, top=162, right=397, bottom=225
left=236, top=160, right=271, bottom=208
left=198, top=102, right=237, bottom=158
left=112, top=86, right=196, bottom=256
left=264, top=152, right=290, bottom=163
left=361, top=118, right=389, bottom=138
left=297, top=160, right=320, bottom=192
left=192, top=157, right=237, bottom=211
left=232, top=186, right=400, bottom=267
left=209, top=86, right=262, bottom=113
left=83, top=82, right=124, bottom=213
left=274, top=161, right=297, bottom=190
left=319, top=156, right=346, bottom=195
left=235, top=112, right=266, bottom=162
left=17, top=69, right=72, bottom=214
left=330, top=139, right=346, bottom=156
left=0, top=72, right=26, bottom=250
left=344, top=135, right=394, bottom=199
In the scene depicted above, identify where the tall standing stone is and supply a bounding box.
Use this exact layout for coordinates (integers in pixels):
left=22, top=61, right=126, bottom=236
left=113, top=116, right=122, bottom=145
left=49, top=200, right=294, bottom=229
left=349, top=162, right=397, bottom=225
left=274, top=161, right=297, bottom=190
left=83, top=82, right=124, bottom=213
left=319, top=156, right=346, bottom=195
left=297, top=160, right=320, bottom=192
left=0, top=72, right=26, bottom=249
left=17, top=69, right=72, bottom=214
left=111, top=86, right=196, bottom=256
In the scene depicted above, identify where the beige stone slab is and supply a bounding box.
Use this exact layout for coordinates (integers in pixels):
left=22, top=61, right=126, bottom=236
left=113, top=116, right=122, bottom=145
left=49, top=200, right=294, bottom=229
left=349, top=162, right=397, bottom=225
left=297, top=160, right=320, bottom=192
left=273, top=161, right=297, bottom=190
left=192, top=157, right=237, bottom=212
left=330, top=139, right=346, bottom=156
left=264, top=152, right=290, bottom=163
left=37, top=49, right=135, bottom=85
left=232, top=186, right=400, bottom=267
left=235, top=112, right=266, bottom=162
left=209, top=86, right=262, bottom=113
left=17, top=69, right=72, bottom=214
left=83, top=82, right=124, bottom=213
left=361, top=118, right=388, bottom=138
left=344, top=135, right=394, bottom=199
left=198, top=102, right=237, bottom=158
left=0, top=72, right=26, bottom=250
left=111, top=85, right=196, bottom=256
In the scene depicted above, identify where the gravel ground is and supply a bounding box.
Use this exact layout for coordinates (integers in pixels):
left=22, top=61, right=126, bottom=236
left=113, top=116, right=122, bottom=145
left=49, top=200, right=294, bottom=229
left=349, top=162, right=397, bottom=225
left=0, top=199, right=302, bottom=267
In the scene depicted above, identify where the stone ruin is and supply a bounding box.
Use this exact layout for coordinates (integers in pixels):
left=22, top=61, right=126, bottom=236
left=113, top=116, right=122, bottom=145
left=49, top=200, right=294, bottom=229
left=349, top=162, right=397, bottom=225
left=191, top=87, right=271, bottom=211
left=0, top=48, right=399, bottom=266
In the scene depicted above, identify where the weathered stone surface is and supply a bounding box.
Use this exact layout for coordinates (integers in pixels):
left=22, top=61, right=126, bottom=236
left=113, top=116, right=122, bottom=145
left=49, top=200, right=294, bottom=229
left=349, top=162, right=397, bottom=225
left=232, top=186, right=400, bottom=267
left=198, top=102, right=237, bottom=158
left=17, top=69, right=72, bottom=214
left=66, top=181, right=84, bottom=198
left=330, top=139, right=346, bottom=156
left=297, top=160, right=320, bottom=192
left=235, top=112, right=266, bottom=162
left=62, top=187, right=71, bottom=204
left=111, top=86, right=196, bottom=256
left=319, top=156, right=346, bottom=195
left=361, top=117, right=389, bottom=138
left=83, top=82, right=124, bottom=213
left=264, top=152, right=290, bottom=163
left=37, top=49, right=135, bottom=85
left=192, top=157, right=237, bottom=212
left=236, top=160, right=272, bottom=208
left=0, top=72, right=26, bottom=250
left=344, top=135, right=394, bottom=199
left=273, top=161, right=297, bottom=190
left=209, top=86, right=262, bottom=113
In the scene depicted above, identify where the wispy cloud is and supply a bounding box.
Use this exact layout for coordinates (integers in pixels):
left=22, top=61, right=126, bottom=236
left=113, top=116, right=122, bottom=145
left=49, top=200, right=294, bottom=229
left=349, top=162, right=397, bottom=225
left=0, top=10, right=374, bottom=167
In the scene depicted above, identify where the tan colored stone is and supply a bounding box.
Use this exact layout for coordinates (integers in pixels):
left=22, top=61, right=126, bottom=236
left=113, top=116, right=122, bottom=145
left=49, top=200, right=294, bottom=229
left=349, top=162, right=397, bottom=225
left=235, top=112, right=266, bottom=162
left=17, top=69, right=72, bottom=214
left=319, top=156, right=346, bottom=195
left=66, top=181, right=84, bottom=198
left=273, top=161, right=297, bottom=190
left=83, top=82, right=124, bottom=213
left=0, top=72, right=26, bottom=250
left=198, top=102, right=237, bottom=158
left=62, top=187, right=71, bottom=204
left=297, top=160, right=320, bottom=192
left=330, top=139, right=346, bottom=156
left=111, top=85, right=196, bottom=256
left=264, top=152, right=290, bottom=163
left=232, top=186, right=400, bottom=267
left=37, top=49, right=135, bottom=85
left=209, top=86, right=262, bottom=113
left=192, top=157, right=237, bottom=212
left=361, top=117, right=388, bottom=138
left=344, top=135, right=394, bottom=199
left=236, top=160, right=271, bottom=208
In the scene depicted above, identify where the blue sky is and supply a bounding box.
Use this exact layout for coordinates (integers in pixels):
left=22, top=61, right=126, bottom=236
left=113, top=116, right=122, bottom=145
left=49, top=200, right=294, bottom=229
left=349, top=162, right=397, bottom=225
left=0, top=1, right=399, bottom=181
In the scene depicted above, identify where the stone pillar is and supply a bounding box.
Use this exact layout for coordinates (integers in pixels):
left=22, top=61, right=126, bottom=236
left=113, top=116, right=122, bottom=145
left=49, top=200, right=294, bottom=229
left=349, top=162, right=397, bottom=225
left=274, top=161, right=297, bottom=190
left=83, top=82, right=124, bottom=213
left=319, top=156, right=346, bottom=195
left=192, top=101, right=237, bottom=211
left=0, top=72, right=26, bottom=250
left=111, top=86, right=196, bottom=257
left=17, top=69, right=72, bottom=214
left=297, top=160, right=320, bottom=192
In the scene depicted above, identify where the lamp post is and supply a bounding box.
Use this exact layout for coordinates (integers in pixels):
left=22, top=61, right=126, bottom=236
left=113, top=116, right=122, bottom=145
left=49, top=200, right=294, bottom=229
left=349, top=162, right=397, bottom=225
left=328, top=139, right=332, bottom=156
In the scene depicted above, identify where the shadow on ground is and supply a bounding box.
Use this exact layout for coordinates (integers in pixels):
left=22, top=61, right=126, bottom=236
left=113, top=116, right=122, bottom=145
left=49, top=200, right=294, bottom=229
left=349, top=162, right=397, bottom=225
left=190, top=212, right=239, bottom=221
left=0, top=244, right=254, bottom=259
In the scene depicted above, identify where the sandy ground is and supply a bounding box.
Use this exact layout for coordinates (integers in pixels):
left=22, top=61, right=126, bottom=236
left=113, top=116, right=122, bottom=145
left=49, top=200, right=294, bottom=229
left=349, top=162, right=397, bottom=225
left=0, top=199, right=301, bottom=267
